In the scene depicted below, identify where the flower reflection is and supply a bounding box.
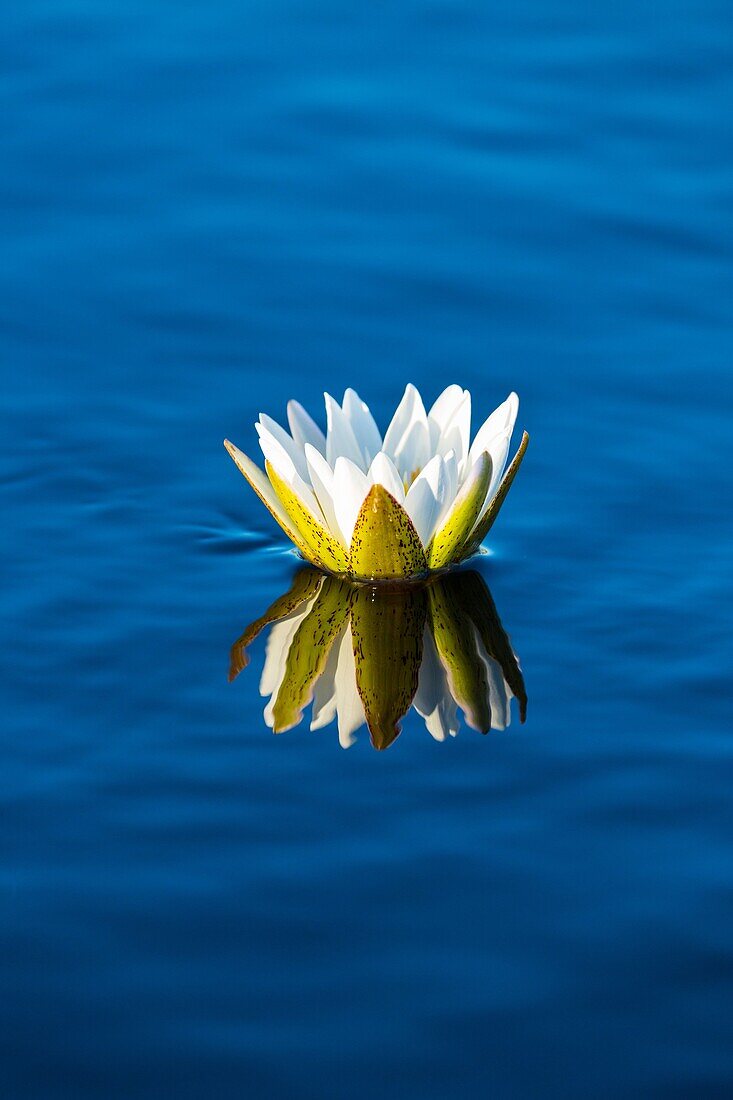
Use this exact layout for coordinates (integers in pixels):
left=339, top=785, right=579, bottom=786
left=229, top=568, right=526, bottom=751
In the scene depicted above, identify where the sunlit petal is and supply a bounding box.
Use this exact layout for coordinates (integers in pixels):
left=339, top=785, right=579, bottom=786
left=304, top=444, right=342, bottom=545
left=324, top=392, right=365, bottom=469
left=342, top=388, right=382, bottom=466
left=333, top=456, right=371, bottom=547
left=427, top=384, right=464, bottom=451
left=382, top=383, right=431, bottom=480
left=468, top=392, right=518, bottom=471
left=257, top=429, right=323, bottom=520
left=403, top=454, right=446, bottom=547
left=287, top=399, right=326, bottom=456
left=436, top=390, right=471, bottom=477
left=368, top=451, right=405, bottom=504
left=257, top=413, right=310, bottom=482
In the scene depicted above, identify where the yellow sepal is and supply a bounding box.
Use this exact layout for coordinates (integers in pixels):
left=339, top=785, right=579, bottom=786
left=463, top=431, right=529, bottom=556
left=428, top=451, right=492, bottom=570
left=348, top=484, right=428, bottom=581
left=265, top=461, right=349, bottom=574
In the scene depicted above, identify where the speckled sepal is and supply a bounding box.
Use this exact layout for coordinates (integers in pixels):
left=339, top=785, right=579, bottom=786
left=348, top=484, right=428, bottom=581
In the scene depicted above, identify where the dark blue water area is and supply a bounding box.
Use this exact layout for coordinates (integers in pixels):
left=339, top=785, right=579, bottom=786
left=2, top=2, right=733, bottom=1096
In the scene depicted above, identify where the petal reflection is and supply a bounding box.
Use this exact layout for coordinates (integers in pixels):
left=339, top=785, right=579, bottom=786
left=269, top=576, right=352, bottom=732
left=230, top=567, right=526, bottom=750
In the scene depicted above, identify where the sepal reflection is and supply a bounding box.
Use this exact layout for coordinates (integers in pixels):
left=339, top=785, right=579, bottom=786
left=230, top=568, right=526, bottom=751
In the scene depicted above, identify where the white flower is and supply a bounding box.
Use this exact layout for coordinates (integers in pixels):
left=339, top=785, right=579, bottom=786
left=225, top=383, right=528, bottom=580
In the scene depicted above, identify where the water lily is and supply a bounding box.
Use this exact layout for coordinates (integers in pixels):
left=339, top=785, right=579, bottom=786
left=225, top=384, right=528, bottom=581
left=229, top=567, right=527, bottom=751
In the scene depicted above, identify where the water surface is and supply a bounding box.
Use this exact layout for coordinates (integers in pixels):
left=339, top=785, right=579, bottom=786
left=2, top=2, right=732, bottom=1096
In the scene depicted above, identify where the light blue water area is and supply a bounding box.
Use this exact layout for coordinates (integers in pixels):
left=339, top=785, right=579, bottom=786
left=2, top=3, right=732, bottom=1096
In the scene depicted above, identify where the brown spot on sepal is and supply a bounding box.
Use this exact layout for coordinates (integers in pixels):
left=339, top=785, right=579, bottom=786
left=349, top=484, right=427, bottom=581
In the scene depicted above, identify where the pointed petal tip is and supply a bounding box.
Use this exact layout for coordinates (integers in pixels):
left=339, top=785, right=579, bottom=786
left=224, top=438, right=247, bottom=463
left=303, top=440, right=323, bottom=463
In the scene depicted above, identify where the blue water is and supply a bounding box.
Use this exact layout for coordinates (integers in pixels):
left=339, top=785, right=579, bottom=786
left=3, top=2, right=733, bottom=1096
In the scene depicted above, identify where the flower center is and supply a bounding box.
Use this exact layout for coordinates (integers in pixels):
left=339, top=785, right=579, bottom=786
left=404, top=466, right=422, bottom=491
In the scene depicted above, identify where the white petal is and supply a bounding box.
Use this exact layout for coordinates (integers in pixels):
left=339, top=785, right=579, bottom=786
left=332, top=456, right=370, bottom=547
left=287, top=400, right=326, bottom=456
left=304, top=444, right=342, bottom=544
left=382, top=383, right=431, bottom=480
left=427, top=385, right=464, bottom=451
left=472, top=428, right=512, bottom=527
left=397, top=420, right=431, bottom=484
left=342, top=388, right=382, bottom=466
left=368, top=451, right=405, bottom=504
left=257, top=430, right=324, bottom=522
left=257, top=413, right=309, bottom=481
left=382, top=383, right=420, bottom=455
left=485, top=429, right=511, bottom=499
left=334, top=625, right=365, bottom=748
left=437, top=449, right=459, bottom=526
left=403, top=454, right=446, bottom=547
left=437, top=391, right=471, bottom=478
left=378, top=385, right=431, bottom=479
left=468, top=392, right=518, bottom=471
left=324, top=393, right=365, bottom=469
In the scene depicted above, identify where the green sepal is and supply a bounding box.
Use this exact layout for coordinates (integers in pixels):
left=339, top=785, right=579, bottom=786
left=224, top=440, right=306, bottom=553
left=428, top=451, right=492, bottom=570
left=265, top=461, right=349, bottom=575
left=349, top=484, right=428, bottom=581
left=463, top=431, right=529, bottom=556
